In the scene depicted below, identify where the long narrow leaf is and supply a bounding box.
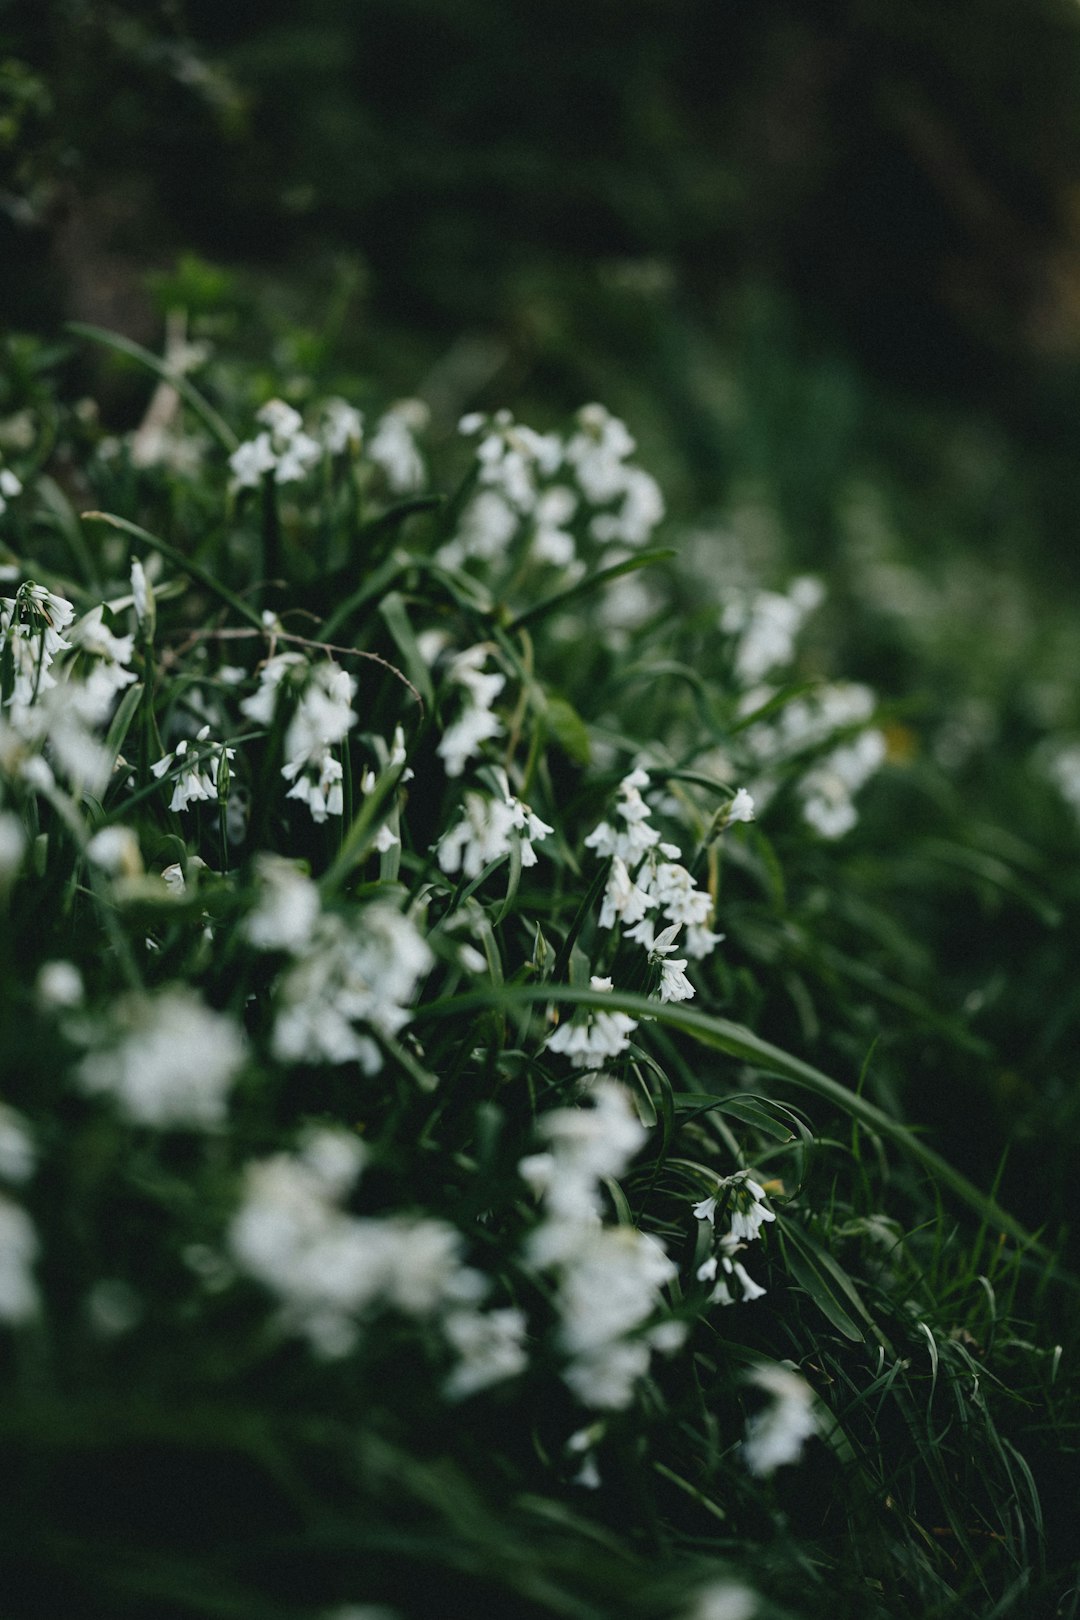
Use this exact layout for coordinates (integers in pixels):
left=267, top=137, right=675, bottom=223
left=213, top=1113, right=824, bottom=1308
left=66, top=322, right=240, bottom=451
left=411, top=981, right=1049, bottom=1255
left=81, top=512, right=265, bottom=629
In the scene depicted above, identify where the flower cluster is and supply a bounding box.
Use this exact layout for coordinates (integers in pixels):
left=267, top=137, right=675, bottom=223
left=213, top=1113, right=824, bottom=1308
left=269, top=902, right=432, bottom=1073
left=586, top=767, right=752, bottom=981
left=229, top=1125, right=527, bottom=1392
left=228, top=398, right=323, bottom=489
left=693, top=1170, right=775, bottom=1308
left=520, top=1081, right=683, bottom=1408
left=440, top=403, right=663, bottom=580
left=738, top=680, right=886, bottom=839
left=437, top=768, right=553, bottom=879
left=434, top=643, right=506, bottom=778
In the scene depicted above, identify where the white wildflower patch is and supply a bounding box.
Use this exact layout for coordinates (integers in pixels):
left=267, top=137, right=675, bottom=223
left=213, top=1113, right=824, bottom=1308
left=565, top=404, right=664, bottom=549
left=321, top=397, right=364, bottom=456
left=242, top=654, right=357, bottom=823
left=721, top=577, right=823, bottom=687
left=441, top=1306, right=529, bottom=1400
left=584, top=766, right=662, bottom=867
left=0, top=582, right=76, bottom=708
left=75, top=987, right=246, bottom=1128
left=739, top=680, right=885, bottom=839
left=693, top=1170, right=776, bottom=1245
left=230, top=1130, right=521, bottom=1393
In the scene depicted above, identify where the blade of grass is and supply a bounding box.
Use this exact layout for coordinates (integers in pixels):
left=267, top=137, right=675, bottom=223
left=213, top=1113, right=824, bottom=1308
left=81, top=512, right=265, bottom=629
left=66, top=322, right=239, bottom=451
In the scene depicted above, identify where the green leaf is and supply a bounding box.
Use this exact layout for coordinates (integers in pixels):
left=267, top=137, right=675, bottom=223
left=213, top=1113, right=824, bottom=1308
left=66, top=322, right=240, bottom=451
left=378, top=590, right=435, bottom=708
left=544, top=694, right=591, bottom=765
left=102, top=681, right=143, bottom=775
left=505, top=549, right=675, bottom=633
left=80, top=512, right=265, bottom=629
left=777, top=1218, right=873, bottom=1342
left=713, top=1094, right=801, bottom=1142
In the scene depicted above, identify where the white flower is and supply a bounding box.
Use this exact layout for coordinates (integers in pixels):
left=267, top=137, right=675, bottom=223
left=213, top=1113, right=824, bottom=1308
left=0, top=1106, right=34, bottom=1184
left=545, top=977, right=638, bottom=1068
left=722, top=581, right=820, bottom=686
left=247, top=659, right=356, bottom=823
left=598, top=854, right=657, bottom=931
left=0, top=466, right=22, bottom=514
left=368, top=400, right=427, bottom=492
left=321, top=398, right=364, bottom=455
left=130, top=558, right=153, bottom=632
left=437, top=792, right=517, bottom=880
left=76, top=987, right=246, bottom=1128
left=442, top=1306, right=529, bottom=1399
left=437, top=781, right=552, bottom=880
left=230, top=1138, right=487, bottom=1361
left=727, top=787, right=755, bottom=824
left=68, top=604, right=135, bottom=674
left=731, top=1259, right=767, bottom=1302
left=284, top=661, right=357, bottom=770
left=727, top=1173, right=776, bottom=1243
left=584, top=767, right=661, bottom=866
left=685, top=921, right=725, bottom=960
left=152, top=726, right=233, bottom=814
left=240, top=651, right=308, bottom=725
left=682, top=1580, right=758, bottom=1620
left=438, top=489, right=519, bottom=569
left=799, top=730, right=886, bottom=840
left=228, top=433, right=276, bottom=489
left=437, top=704, right=503, bottom=779
left=743, top=1364, right=818, bottom=1476
left=283, top=745, right=344, bottom=823
left=544, top=1224, right=678, bottom=1410
left=272, top=905, right=432, bottom=1072
left=693, top=1171, right=775, bottom=1244
left=35, top=960, right=84, bottom=1009
left=651, top=861, right=713, bottom=929
left=436, top=646, right=506, bottom=778
left=86, top=825, right=142, bottom=878
left=531, top=485, right=578, bottom=567
left=643, top=921, right=696, bottom=1002
left=0, top=1195, right=39, bottom=1324
left=230, top=399, right=321, bottom=488
left=0, top=582, right=75, bottom=707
